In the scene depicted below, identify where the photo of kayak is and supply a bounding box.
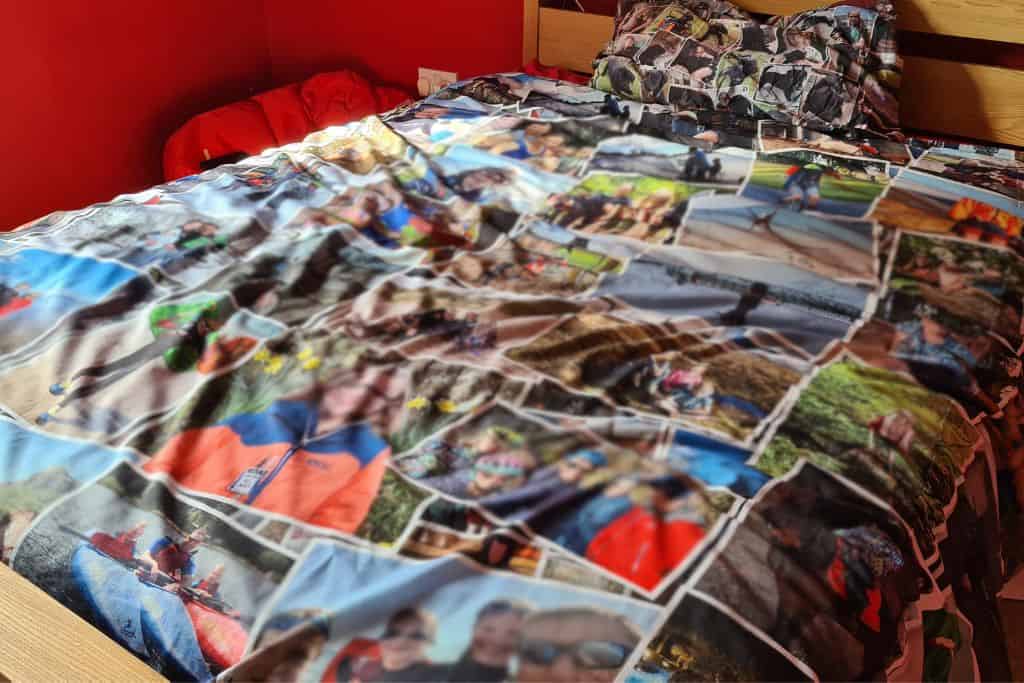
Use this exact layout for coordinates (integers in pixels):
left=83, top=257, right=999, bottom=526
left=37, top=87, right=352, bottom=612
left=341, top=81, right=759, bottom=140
left=12, top=463, right=294, bottom=681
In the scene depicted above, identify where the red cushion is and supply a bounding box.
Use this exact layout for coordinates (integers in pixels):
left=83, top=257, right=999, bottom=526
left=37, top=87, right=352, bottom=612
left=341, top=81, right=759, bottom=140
left=163, top=70, right=413, bottom=181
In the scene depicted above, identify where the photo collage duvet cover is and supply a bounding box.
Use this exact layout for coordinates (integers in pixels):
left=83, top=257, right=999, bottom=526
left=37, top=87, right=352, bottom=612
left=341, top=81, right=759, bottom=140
left=1, top=73, right=1022, bottom=682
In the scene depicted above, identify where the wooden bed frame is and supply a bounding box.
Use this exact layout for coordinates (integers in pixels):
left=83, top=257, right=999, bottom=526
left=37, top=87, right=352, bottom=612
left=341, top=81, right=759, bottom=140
left=523, top=0, right=1024, bottom=147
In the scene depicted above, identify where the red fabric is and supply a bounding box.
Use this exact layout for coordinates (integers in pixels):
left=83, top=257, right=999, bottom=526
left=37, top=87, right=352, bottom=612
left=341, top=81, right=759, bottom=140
left=89, top=531, right=136, bottom=561
left=585, top=507, right=705, bottom=591
left=522, top=59, right=591, bottom=85
left=320, top=638, right=382, bottom=683
left=0, top=297, right=32, bottom=318
left=163, top=70, right=413, bottom=181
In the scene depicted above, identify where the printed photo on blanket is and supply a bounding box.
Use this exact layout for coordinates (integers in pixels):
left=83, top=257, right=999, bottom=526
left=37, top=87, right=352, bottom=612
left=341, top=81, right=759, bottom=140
left=871, top=169, right=1024, bottom=256
left=12, top=462, right=295, bottom=679
left=677, top=193, right=877, bottom=284
left=911, top=147, right=1024, bottom=203
left=539, top=552, right=633, bottom=597
left=433, top=143, right=578, bottom=215
left=321, top=275, right=582, bottom=366
left=505, top=313, right=809, bottom=441
left=438, top=232, right=624, bottom=299
left=300, top=116, right=412, bottom=175
left=399, top=517, right=544, bottom=579
left=631, top=591, right=813, bottom=681
left=168, top=153, right=341, bottom=233
left=198, top=227, right=424, bottom=328
left=691, top=461, right=928, bottom=681
left=392, top=401, right=718, bottom=592
left=851, top=294, right=1022, bottom=421
left=595, top=250, right=867, bottom=356
left=757, top=120, right=911, bottom=165
left=228, top=540, right=660, bottom=683
left=754, top=356, right=981, bottom=557
left=585, top=134, right=752, bottom=189
left=931, top=453, right=1014, bottom=681
left=30, top=202, right=271, bottom=290
left=4, top=293, right=285, bottom=439
left=291, top=172, right=500, bottom=251
left=545, top=172, right=699, bottom=245
left=459, top=117, right=615, bottom=177
left=0, top=248, right=142, bottom=356
left=885, top=232, right=1024, bottom=350
left=740, top=149, right=890, bottom=218
left=0, top=419, right=135, bottom=564
left=662, top=427, right=769, bottom=498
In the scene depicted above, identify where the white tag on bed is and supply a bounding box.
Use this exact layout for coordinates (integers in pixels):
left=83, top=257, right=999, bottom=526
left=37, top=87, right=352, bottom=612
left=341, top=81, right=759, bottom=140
left=228, top=467, right=267, bottom=496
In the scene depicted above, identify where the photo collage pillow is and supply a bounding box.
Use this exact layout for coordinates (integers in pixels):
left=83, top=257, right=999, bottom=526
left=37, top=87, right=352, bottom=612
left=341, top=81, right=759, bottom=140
left=592, top=0, right=902, bottom=134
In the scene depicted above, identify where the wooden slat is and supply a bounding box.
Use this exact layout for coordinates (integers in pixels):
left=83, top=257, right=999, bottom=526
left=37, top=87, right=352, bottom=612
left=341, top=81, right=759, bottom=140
left=735, top=0, right=1024, bottom=44
left=531, top=0, right=1024, bottom=47
left=524, top=0, right=540, bottom=65
left=0, top=563, right=166, bottom=682
left=538, top=8, right=614, bottom=74
left=901, top=56, right=1024, bottom=146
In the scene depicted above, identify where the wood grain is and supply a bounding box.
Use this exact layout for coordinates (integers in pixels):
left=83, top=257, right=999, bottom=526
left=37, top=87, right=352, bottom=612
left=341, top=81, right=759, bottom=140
left=734, top=0, right=1024, bottom=44
left=524, top=0, right=540, bottom=66
left=0, top=563, right=166, bottom=682
left=902, top=56, right=1024, bottom=146
left=538, top=8, right=612, bottom=73
left=535, top=7, right=1024, bottom=146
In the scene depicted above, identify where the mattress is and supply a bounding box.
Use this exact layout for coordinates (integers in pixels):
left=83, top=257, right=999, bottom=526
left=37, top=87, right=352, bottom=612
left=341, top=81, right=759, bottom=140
left=0, top=73, right=1022, bottom=682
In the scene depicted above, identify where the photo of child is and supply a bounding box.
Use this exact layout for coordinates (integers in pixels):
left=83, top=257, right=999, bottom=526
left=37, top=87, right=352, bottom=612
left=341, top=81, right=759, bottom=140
left=741, top=149, right=889, bottom=218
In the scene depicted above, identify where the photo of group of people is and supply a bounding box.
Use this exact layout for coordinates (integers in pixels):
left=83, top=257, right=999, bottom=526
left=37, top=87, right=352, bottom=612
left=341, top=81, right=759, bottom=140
left=505, top=313, right=808, bottom=441
left=13, top=462, right=296, bottom=680
left=871, top=169, right=1024, bottom=256
left=740, top=149, right=889, bottom=218
left=169, top=153, right=340, bottom=234
left=678, top=193, right=877, bottom=284
left=753, top=356, right=981, bottom=559
left=390, top=401, right=720, bottom=592
left=438, top=227, right=625, bottom=299
left=303, top=172, right=495, bottom=251
left=230, top=540, right=660, bottom=682
left=545, top=172, right=697, bottom=245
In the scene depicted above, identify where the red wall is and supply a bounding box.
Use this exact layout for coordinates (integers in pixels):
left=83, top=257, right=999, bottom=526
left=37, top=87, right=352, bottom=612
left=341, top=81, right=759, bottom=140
left=0, top=2, right=270, bottom=230
left=2, top=1, right=527, bottom=230
left=264, top=0, right=523, bottom=91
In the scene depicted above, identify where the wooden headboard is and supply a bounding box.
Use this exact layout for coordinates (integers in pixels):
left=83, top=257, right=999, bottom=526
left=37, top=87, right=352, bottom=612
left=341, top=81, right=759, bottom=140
left=522, top=0, right=1024, bottom=147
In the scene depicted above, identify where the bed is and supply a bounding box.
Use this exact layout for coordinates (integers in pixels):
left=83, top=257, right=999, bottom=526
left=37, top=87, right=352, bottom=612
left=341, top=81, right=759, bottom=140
left=1, top=0, right=1023, bottom=681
